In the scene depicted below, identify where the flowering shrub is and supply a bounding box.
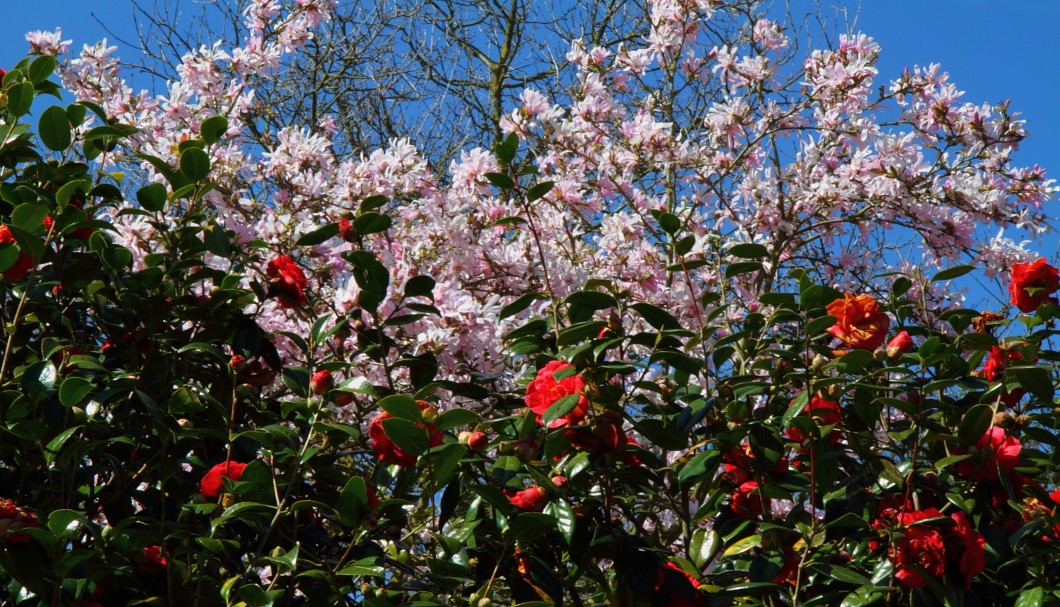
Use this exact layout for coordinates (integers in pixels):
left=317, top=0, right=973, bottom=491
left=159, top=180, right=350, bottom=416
left=1, top=1, right=1060, bottom=606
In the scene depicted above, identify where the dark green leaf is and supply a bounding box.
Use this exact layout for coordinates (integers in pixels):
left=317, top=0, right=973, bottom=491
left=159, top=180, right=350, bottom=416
left=179, top=147, right=211, bottom=181
left=435, top=408, right=478, bottom=430
left=344, top=250, right=389, bottom=312
left=404, top=275, right=435, bottom=299
left=336, top=476, right=369, bottom=527
left=1014, top=587, right=1043, bottom=607
left=28, top=56, right=56, bottom=84
left=44, top=427, right=80, bottom=465
left=500, top=292, right=544, bottom=320
left=297, top=223, right=339, bottom=246
left=58, top=377, right=92, bottom=407
left=46, top=510, right=81, bottom=538
left=136, top=183, right=167, bottom=212
left=12, top=203, right=48, bottom=232
left=728, top=243, right=768, bottom=259
left=958, top=404, right=992, bottom=444
left=510, top=512, right=557, bottom=543
left=378, top=395, right=422, bottom=421
left=485, top=172, right=515, bottom=189
left=632, top=302, right=682, bottom=331
left=542, top=393, right=581, bottom=428
left=565, top=290, right=617, bottom=311
left=8, top=82, right=34, bottom=116
left=544, top=500, right=575, bottom=544
left=526, top=181, right=554, bottom=202
left=1009, top=365, right=1054, bottom=402
left=726, top=261, right=762, bottom=279
left=39, top=105, right=71, bottom=151
left=494, top=133, right=518, bottom=166
left=931, top=265, right=974, bottom=282
left=200, top=115, right=229, bottom=145
left=353, top=212, right=392, bottom=235
left=381, top=417, right=428, bottom=456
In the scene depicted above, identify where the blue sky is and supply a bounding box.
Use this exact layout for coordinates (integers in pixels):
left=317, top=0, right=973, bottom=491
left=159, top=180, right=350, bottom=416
left=3, top=0, right=1059, bottom=266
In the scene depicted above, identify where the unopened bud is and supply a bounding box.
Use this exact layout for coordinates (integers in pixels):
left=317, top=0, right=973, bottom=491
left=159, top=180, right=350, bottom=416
left=811, top=354, right=829, bottom=371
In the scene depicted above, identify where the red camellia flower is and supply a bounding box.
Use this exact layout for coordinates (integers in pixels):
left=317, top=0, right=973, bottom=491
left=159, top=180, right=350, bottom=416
left=200, top=461, right=248, bottom=498
left=310, top=369, right=334, bottom=395
left=980, top=346, right=1017, bottom=382
left=954, top=426, right=1021, bottom=481
left=266, top=255, right=308, bottom=308
left=979, top=345, right=1027, bottom=407
left=368, top=402, right=443, bottom=466
left=891, top=509, right=948, bottom=588
left=1009, top=257, right=1060, bottom=312
left=786, top=395, right=842, bottom=445
left=950, top=512, right=986, bottom=589
left=509, top=486, right=548, bottom=512
left=524, top=360, right=589, bottom=429
left=0, top=225, right=35, bottom=281
left=139, top=545, right=168, bottom=574
left=731, top=480, right=769, bottom=518
left=825, top=293, right=890, bottom=350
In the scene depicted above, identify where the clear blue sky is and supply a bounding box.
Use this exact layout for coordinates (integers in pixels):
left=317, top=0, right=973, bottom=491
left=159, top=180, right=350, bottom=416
left=3, top=0, right=1059, bottom=259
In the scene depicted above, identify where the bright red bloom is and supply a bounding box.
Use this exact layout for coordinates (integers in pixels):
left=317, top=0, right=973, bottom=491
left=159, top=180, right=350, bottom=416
left=825, top=293, right=890, bottom=350
left=954, top=426, right=1021, bottom=482
left=732, top=480, right=769, bottom=518
left=980, top=346, right=1023, bottom=382
left=786, top=395, right=842, bottom=445
left=266, top=255, right=308, bottom=308
left=0, top=225, right=35, bottom=281
left=884, top=507, right=986, bottom=590
left=1009, top=257, right=1060, bottom=312
left=979, top=346, right=1027, bottom=407
left=200, top=461, right=248, bottom=498
left=891, top=512, right=947, bottom=588
left=310, top=369, right=334, bottom=395
left=509, top=486, right=548, bottom=512
left=139, top=545, right=168, bottom=574
left=368, top=402, right=443, bottom=466
left=887, top=330, right=914, bottom=356
left=524, top=360, right=589, bottom=429
left=949, top=512, right=986, bottom=589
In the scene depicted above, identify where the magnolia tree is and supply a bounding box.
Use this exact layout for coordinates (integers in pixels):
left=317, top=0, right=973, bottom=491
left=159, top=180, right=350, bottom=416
left=2, top=0, right=1060, bottom=605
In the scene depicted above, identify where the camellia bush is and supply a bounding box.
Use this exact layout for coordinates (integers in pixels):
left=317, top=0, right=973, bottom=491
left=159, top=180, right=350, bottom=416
left=2, top=1, right=1060, bottom=606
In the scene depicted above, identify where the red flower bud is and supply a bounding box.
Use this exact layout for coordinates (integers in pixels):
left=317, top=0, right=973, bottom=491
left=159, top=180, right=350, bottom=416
left=310, top=369, right=334, bottom=395
left=508, top=486, right=548, bottom=512
left=468, top=431, right=489, bottom=451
